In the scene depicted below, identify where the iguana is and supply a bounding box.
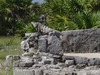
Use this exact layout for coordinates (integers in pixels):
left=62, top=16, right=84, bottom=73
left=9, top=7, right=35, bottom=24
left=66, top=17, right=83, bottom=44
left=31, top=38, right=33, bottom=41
left=31, top=22, right=69, bottom=44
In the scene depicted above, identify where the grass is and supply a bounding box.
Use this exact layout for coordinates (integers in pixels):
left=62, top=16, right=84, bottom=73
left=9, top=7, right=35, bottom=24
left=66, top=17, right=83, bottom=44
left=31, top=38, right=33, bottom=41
left=0, top=36, right=23, bottom=75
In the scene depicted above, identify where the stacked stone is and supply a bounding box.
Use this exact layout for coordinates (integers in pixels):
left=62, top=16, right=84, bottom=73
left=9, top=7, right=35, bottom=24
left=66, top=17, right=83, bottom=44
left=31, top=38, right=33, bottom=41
left=24, top=28, right=100, bottom=54
left=24, top=32, right=64, bottom=56
left=13, top=28, right=100, bottom=75
left=14, top=53, right=100, bottom=75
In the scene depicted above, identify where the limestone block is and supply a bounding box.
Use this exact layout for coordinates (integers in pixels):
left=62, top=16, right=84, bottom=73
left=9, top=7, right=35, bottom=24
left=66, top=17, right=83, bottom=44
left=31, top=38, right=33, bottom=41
left=34, top=68, right=43, bottom=75
left=14, top=61, right=34, bottom=67
left=40, top=56, right=54, bottom=64
left=44, top=72, right=65, bottom=75
left=61, top=66, right=76, bottom=73
left=77, top=70, right=100, bottom=75
left=62, top=28, right=100, bottom=53
left=44, top=58, right=54, bottom=64
left=38, top=38, right=47, bottom=52
left=62, top=56, right=74, bottom=62
left=76, top=64, right=86, bottom=69
left=47, top=36, right=63, bottom=55
left=39, top=52, right=48, bottom=56
left=88, top=70, right=100, bottom=75
left=29, top=48, right=36, bottom=53
left=14, top=57, right=34, bottom=67
left=88, top=58, right=96, bottom=66
left=88, top=58, right=100, bottom=66
left=14, top=68, right=35, bottom=75
left=95, top=58, right=100, bottom=65
left=32, top=55, right=41, bottom=63
left=77, top=71, right=87, bottom=75
left=43, top=70, right=62, bottom=75
left=56, top=63, right=67, bottom=68
left=74, top=56, right=89, bottom=65
left=13, top=55, right=21, bottom=61
left=32, top=64, right=43, bottom=69
left=65, top=60, right=74, bottom=66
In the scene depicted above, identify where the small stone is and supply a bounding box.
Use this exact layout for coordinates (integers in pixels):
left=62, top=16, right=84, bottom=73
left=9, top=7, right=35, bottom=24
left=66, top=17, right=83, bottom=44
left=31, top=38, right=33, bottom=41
left=62, top=56, right=74, bottom=62
left=88, top=58, right=96, bottom=66
left=39, top=52, right=48, bottom=56
left=65, top=60, right=74, bottom=66
left=76, top=64, right=86, bottom=69
left=13, top=55, right=21, bottom=61
left=44, top=58, right=54, bottom=64
left=74, top=56, right=88, bottom=65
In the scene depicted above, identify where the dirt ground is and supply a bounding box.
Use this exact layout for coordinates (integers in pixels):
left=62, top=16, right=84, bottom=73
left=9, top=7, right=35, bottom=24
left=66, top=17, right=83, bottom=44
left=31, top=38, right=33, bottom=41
left=64, top=53, right=100, bottom=58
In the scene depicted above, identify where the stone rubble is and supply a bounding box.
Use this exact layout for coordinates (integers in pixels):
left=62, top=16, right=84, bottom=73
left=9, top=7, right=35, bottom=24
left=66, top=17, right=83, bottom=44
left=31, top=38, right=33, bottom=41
left=13, top=52, right=100, bottom=75
left=13, top=23, right=100, bottom=75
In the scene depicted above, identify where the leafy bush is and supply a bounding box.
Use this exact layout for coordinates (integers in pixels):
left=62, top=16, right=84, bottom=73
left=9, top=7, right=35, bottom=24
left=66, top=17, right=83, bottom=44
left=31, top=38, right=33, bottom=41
left=16, top=21, right=36, bottom=37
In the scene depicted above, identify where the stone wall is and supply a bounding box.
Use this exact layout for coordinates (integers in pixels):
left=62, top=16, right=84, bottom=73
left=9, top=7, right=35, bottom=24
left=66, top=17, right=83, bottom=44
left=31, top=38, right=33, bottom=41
left=13, top=28, right=100, bottom=75
left=62, top=28, right=100, bottom=53
left=38, top=28, right=100, bottom=53
left=13, top=52, right=100, bottom=75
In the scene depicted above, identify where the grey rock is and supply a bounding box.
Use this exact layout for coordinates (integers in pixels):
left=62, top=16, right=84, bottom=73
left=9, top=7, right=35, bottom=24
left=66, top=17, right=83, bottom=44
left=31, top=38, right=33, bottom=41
left=14, top=60, right=34, bottom=67
left=62, top=28, right=100, bottom=53
left=88, top=70, right=100, bottom=75
left=33, top=58, right=42, bottom=64
left=13, top=55, right=21, bottom=61
left=44, top=72, right=65, bottom=75
left=44, top=58, right=54, bottom=64
left=43, top=70, right=52, bottom=75
left=29, top=48, right=36, bottom=53
left=77, top=70, right=100, bottom=75
left=88, top=58, right=96, bottom=66
left=14, top=67, right=35, bottom=75
left=53, top=55, right=62, bottom=64
left=40, top=65, right=47, bottom=70
left=94, top=58, right=100, bottom=65
left=48, top=53, right=53, bottom=57
left=47, top=36, right=63, bottom=55
left=44, top=60, right=51, bottom=64
left=34, top=68, right=43, bottom=75
left=56, top=63, right=67, bottom=68
left=40, top=56, right=54, bottom=64
left=65, top=60, right=74, bottom=66
left=32, top=64, right=43, bottom=69
left=39, top=52, right=48, bottom=56
left=61, top=66, right=77, bottom=75
left=74, top=56, right=89, bottom=65
left=53, top=55, right=62, bottom=59
left=38, top=38, right=48, bottom=52
left=62, top=56, right=74, bottom=62
left=88, top=58, right=100, bottom=66
left=76, top=64, right=86, bottom=69
left=47, top=64, right=60, bottom=69
left=14, top=57, right=34, bottom=67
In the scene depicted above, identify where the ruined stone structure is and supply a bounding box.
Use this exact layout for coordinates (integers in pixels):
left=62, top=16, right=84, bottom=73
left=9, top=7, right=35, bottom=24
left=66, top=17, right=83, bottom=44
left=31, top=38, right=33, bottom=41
left=13, top=22, right=100, bottom=75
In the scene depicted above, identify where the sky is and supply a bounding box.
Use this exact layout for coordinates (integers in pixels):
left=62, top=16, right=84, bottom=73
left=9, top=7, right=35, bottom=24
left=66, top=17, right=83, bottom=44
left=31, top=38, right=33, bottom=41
left=32, top=0, right=44, bottom=4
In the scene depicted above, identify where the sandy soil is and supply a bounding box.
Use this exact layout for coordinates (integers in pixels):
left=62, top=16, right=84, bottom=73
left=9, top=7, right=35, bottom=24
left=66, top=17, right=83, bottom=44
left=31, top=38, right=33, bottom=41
left=64, top=53, right=100, bottom=58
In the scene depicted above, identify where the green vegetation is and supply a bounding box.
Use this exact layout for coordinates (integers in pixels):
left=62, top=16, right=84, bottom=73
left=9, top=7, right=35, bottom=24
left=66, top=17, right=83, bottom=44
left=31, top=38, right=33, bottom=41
left=42, top=0, right=100, bottom=31
left=0, top=0, right=100, bottom=36
left=0, top=0, right=40, bottom=36
left=0, top=36, right=22, bottom=59
left=0, top=37, right=22, bottom=75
